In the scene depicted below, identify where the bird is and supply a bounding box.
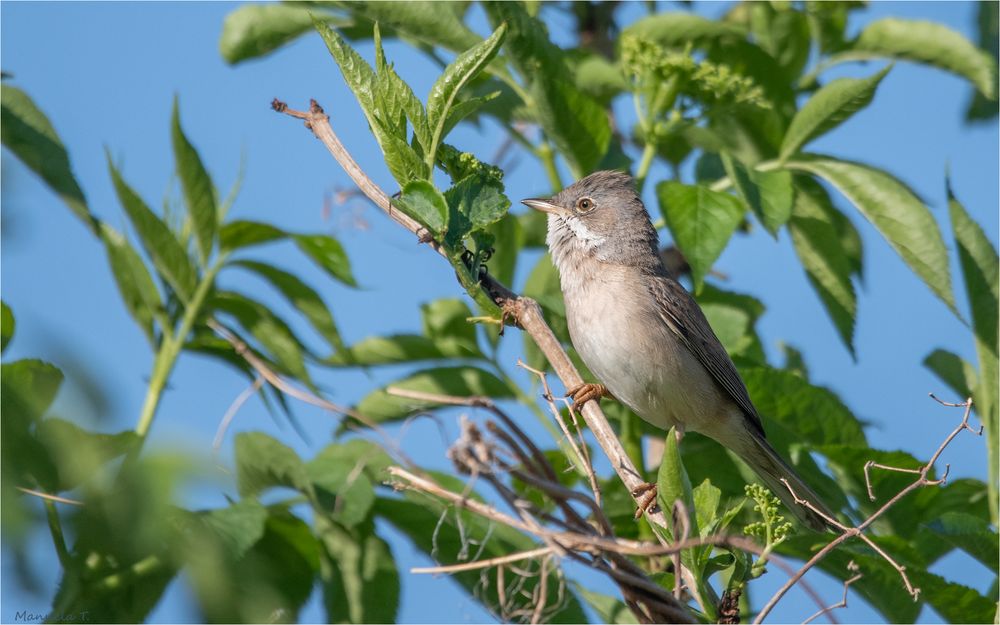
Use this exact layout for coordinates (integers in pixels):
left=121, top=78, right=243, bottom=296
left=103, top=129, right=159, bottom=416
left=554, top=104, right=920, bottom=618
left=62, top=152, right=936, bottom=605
left=522, top=170, right=834, bottom=531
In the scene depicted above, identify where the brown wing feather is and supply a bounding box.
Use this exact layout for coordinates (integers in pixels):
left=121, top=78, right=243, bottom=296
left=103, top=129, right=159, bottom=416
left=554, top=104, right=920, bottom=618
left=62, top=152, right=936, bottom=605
left=648, top=276, right=766, bottom=437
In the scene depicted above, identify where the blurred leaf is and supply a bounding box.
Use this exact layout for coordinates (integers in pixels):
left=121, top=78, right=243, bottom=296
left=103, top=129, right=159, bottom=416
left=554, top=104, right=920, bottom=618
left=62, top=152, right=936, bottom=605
left=212, top=291, right=313, bottom=384
left=780, top=343, right=809, bottom=379
left=235, top=432, right=310, bottom=497
left=786, top=155, right=957, bottom=314
left=748, top=3, right=810, bottom=79
left=440, top=91, right=499, bottom=138
left=925, top=512, right=999, bottom=572
left=171, top=98, right=217, bottom=265
left=696, top=285, right=766, bottom=363
left=306, top=444, right=376, bottom=528
left=188, top=499, right=269, bottom=561
left=0, top=85, right=96, bottom=234
left=2, top=359, right=63, bottom=426
left=781, top=66, right=890, bottom=160
left=426, top=23, right=507, bottom=161
left=318, top=520, right=399, bottom=624
left=910, top=568, right=997, bottom=624
left=327, top=334, right=464, bottom=366
left=742, top=366, right=866, bottom=446
left=219, top=220, right=285, bottom=251
left=233, top=259, right=344, bottom=354
left=99, top=223, right=162, bottom=344
left=293, top=234, right=357, bottom=287
left=220, top=4, right=347, bottom=64
left=421, top=298, right=481, bottom=357
left=355, top=366, right=512, bottom=424
left=108, top=155, right=198, bottom=301
left=1, top=301, right=14, bottom=352
left=394, top=179, right=449, bottom=235
left=625, top=12, right=745, bottom=46
left=572, top=54, right=627, bottom=103
left=721, top=154, right=793, bottom=236
left=966, top=0, right=999, bottom=121
left=576, top=586, right=638, bottom=624
left=788, top=176, right=857, bottom=355
left=850, top=18, right=997, bottom=99
left=657, top=181, right=745, bottom=292
left=335, top=1, right=480, bottom=52
left=923, top=349, right=977, bottom=400
left=36, top=418, right=137, bottom=491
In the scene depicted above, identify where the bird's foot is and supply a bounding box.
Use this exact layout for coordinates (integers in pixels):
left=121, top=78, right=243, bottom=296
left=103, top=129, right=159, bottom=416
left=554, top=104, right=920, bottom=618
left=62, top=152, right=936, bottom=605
left=632, top=482, right=658, bottom=519
left=565, top=382, right=612, bottom=407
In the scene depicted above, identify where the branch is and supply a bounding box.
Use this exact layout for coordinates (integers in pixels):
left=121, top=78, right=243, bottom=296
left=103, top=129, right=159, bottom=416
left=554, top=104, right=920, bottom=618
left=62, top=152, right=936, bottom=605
left=754, top=396, right=981, bottom=624
left=801, top=561, right=861, bottom=625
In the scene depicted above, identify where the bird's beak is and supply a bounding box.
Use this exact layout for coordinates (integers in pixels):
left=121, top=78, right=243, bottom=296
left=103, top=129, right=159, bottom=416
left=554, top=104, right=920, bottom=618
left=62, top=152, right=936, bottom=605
left=521, top=198, right=562, bottom=215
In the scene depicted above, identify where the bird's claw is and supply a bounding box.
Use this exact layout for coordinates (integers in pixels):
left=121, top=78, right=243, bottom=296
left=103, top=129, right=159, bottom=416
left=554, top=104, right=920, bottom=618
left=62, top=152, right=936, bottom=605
left=632, top=482, right=658, bottom=519
left=565, top=383, right=611, bottom=406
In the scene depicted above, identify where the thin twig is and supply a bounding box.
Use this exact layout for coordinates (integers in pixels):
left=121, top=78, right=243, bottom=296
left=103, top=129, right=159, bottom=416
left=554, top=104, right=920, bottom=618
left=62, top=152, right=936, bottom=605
left=801, top=562, right=861, bottom=625
left=412, top=546, right=553, bottom=574
left=213, top=375, right=264, bottom=455
left=17, top=487, right=83, bottom=506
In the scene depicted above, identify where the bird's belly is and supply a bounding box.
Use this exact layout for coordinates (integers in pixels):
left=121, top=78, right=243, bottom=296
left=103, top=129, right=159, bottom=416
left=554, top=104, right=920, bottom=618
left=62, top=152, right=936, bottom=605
left=565, top=280, right=724, bottom=435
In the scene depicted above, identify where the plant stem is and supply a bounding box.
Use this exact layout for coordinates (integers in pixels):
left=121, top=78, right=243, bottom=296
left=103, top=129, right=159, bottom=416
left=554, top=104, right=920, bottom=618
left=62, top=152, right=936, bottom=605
left=635, top=142, right=657, bottom=194
left=45, top=500, right=71, bottom=568
left=134, top=255, right=227, bottom=443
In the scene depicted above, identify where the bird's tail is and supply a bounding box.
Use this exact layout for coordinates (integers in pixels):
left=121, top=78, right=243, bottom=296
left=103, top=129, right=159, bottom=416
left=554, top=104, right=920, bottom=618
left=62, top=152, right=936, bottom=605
left=741, top=431, right=836, bottom=532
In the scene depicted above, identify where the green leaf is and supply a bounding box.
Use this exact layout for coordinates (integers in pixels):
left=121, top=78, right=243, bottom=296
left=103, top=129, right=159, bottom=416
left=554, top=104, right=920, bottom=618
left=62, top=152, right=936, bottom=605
left=966, top=0, right=999, bottom=121
left=35, top=418, right=138, bottom=491
left=443, top=175, right=511, bottom=247
left=624, top=12, right=745, bottom=46
left=692, top=478, right=722, bottom=537
left=355, top=366, right=513, bottom=424
left=293, top=234, right=356, bottom=287
left=742, top=366, right=867, bottom=447
left=326, top=334, right=466, bottom=366
left=909, top=568, right=997, bottom=624
left=1, top=301, right=14, bottom=352
left=318, top=520, right=399, bottom=624
left=190, top=499, right=269, bottom=560
left=234, top=432, right=309, bottom=497
left=211, top=291, right=314, bottom=385
left=0, top=85, right=96, bottom=234
left=306, top=444, right=376, bottom=528
left=420, top=298, right=481, bottom=358
left=851, top=18, right=997, bottom=99
left=440, top=91, right=500, bottom=138
left=788, top=176, right=857, bottom=355
left=393, top=179, right=448, bottom=234
left=233, top=259, right=344, bottom=354
left=107, top=155, right=198, bottom=301
left=575, top=586, right=638, bottom=624
left=780, top=66, right=891, bottom=160
left=219, top=220, right=286, bottom=251
left=721, top=154, right=793, bottom=236
left=172, top=97, right=217, bottom=265
left=657, top=428, right=698, bottom=539
left=923, top=349, right=977, bottom=400
left=785, top=155, right=957, bottom=314
left=99, top=223, right=162, bottom=343
left=656, top=181, right=745, bottom=292
left=220, top=4, right=344, bottom=64
left=335, top=1, right=481, bottom=53
left=426, top=23, right=507, bottom=162
left=696, top=285, right=766, bottom=363
left=925, top=512, right=999, bottom=572
left=2, top=359, right=64, bottom=426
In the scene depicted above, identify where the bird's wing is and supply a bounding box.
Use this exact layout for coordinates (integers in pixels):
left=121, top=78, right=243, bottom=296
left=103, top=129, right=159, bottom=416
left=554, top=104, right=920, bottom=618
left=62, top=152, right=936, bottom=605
left=648, top=276, right=766, bottom=436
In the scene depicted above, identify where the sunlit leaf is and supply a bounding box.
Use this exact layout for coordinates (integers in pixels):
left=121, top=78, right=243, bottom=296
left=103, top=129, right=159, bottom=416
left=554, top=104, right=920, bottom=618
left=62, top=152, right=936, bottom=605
left=355, top=366, right=512, bottom=424
left=293, top=234, right=357, bottom=287
left=234, top=432, right=309, bottom=497
left=172, top=97, right=217, bottom=265
left=1, top=301, right=14, bottom=353
left=99, top=223, right=162, bottom=344
left=925, top=512, right=999, bottom=572
left=393, top=179, right=449, bottom=235
left=923, top=349, right=977, bottom=401
left=219, top=220, right=285, bottom=251
left=318, top=520, right=399, bottom=624
left=721, top=153, right=793, bottom=236
left=220, top=4, right=347, bottom=64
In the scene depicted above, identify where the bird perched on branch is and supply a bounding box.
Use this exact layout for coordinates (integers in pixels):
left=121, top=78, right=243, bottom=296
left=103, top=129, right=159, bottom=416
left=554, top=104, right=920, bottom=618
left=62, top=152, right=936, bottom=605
left=523, top=170, right=834, bottom=531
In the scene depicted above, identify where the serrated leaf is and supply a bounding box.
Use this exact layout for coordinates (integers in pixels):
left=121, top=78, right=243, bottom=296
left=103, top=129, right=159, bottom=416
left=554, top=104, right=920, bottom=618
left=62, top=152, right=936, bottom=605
left=909, top=568, right=997, bottom=624
left=219, top=220, right=286, bottom=250
left=923, top=349, right=977, bottom=401
left=426, top=23, right=507, bottom=162
left=393, top=179, right=448, bottom=234
left=852, top=18, right=997, bottom=99
left=781, top=66, right=891, bottom=160
left=232, top=260, right=344, bottom=354
left=172, top=97, right=217, bottom=265
left=788, top=176, right=857, bottom=355
left=191, top=499, right=268, bottom=560
left=692, top=478, right=721, bottom=537
left=443, top=175, right=510, bottom=247
left=220, top=4, right=346, bottom=64
left=335, top=1, right=481, bottom=53
left=293, top=234, right=357, bottom=287
left=234, top=432, right=309, bottom=497
left=925, top=511, right=999, bottom=572
left=355, top=366, right=513, bottom=424
left=656, top=181, right=745, bottom=292
left=657, top=428, right=697, bottom=539
left=99, top=223, right=162, bottom=343
left=440, top=91, right=500, bottom=138
left=108, top=155, right=198, bottom=301
left=0, top=85, right=96, bottom=233
left=721, top=154, right=793, bottom=236
left=1, top=301, right=14, bottom=352
left=785, top=155, right=957, bottom=314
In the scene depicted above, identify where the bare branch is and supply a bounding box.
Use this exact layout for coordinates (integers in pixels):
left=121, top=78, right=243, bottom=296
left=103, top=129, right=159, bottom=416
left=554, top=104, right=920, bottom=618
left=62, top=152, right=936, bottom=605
left=16, top=487, right=83, bottom=507
left=411, top=547, right=554, bottom=575
left=801, top=561, right=862, bottom=625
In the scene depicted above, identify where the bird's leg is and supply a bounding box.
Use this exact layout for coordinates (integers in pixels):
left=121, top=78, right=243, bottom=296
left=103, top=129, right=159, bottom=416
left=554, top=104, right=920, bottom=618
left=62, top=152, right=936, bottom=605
left=565, top=382, right=613, bottom=406
left=631, top=482, right=658, bottom=519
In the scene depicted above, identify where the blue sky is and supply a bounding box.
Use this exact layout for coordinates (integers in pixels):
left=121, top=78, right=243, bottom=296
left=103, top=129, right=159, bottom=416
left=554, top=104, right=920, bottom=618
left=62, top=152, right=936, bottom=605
left=2, top=2, right=997, bottom=623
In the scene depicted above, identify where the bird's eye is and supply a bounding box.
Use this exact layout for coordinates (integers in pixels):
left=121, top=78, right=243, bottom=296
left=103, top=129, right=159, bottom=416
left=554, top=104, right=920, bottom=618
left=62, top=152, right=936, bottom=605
left=576, top=197, right=596, bottom=213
